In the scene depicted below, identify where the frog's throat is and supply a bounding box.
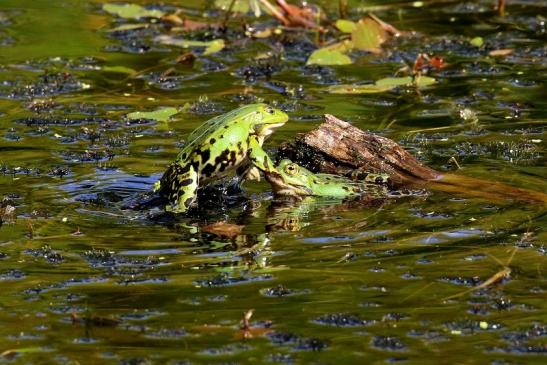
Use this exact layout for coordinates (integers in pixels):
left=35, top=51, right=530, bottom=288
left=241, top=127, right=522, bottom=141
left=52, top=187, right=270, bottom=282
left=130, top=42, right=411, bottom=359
left=265, top=173, right=312, bottom=196
left=257, top=122, right=286, bottom=138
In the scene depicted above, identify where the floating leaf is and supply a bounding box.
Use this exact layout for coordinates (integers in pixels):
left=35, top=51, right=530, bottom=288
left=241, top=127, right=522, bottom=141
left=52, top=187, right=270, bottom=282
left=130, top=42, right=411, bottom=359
left=328, top=76, right=436, bottom=94
left=335, top=19, right=356, bottom=33
left=102, top=65, right=136, bottom=75
left=154, top=35, right=225, bottom=55
left=351, top=18, right=387, bottom=52
left=327, top=84, right=392, bottom=94
left=413, top=76, right=437, bottom=86
left=375, top=76, right=435, bottom=87
left=106, top=23, right=148, bottom=32
left=103, top=3, right=164, bottom=19
left=489, top=48, right=513, bottom=57
left=2, top=347, right=44, bottom=359
left=307, top=41, right=353, bottom=66
left=307, top=49, right=351, bottom=66
left=470, top=36, right=484, bottom=47
left=202, top=221, right=245, bottom=239
left=127, top=107, right=179, bottom=122
left=203, top=39, right=226, bottom=56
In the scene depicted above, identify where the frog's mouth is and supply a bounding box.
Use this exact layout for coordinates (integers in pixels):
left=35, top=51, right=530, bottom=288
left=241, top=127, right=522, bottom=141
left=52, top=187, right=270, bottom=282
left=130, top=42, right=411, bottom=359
left=265, top=173, right=313, bottom=197
left=257, top=122, right=286, bottom=137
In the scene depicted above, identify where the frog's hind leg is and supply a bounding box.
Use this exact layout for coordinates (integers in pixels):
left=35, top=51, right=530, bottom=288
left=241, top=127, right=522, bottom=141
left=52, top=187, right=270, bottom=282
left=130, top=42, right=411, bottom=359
left=163, top=163, right=199, bottom=213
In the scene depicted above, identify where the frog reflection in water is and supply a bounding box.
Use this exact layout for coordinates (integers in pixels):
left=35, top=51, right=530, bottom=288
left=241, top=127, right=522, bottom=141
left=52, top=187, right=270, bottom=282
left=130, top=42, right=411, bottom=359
left=154, top=104, right=288, bottom=213
left=265, top=159, right=391, bottom=231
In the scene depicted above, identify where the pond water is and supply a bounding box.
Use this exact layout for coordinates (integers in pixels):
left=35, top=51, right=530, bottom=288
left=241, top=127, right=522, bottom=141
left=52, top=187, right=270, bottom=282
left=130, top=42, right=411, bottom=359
left=0, top=0, right=545, bottom=364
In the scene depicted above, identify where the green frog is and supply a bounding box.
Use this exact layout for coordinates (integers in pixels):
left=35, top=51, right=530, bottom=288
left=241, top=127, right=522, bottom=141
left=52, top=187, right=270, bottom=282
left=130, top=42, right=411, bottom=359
left=265, top=159, right=390, bottom=198
left=155, top=103, right=288, bottom=213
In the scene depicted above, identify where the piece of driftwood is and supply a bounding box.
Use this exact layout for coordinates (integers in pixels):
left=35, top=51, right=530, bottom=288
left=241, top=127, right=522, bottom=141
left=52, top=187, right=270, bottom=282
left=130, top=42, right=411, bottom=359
left=277, top=114, right=547, bottom=204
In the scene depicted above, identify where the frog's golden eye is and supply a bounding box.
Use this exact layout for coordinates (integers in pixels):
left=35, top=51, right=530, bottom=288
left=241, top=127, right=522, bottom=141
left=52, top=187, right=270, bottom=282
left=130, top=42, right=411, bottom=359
left=265, top=107, right=275, bottom=114
left=284, top=163, right=298, bottom=176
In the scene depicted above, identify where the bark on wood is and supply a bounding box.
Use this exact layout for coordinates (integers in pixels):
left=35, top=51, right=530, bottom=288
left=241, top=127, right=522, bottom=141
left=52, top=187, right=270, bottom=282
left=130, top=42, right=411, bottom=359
left=277, top=114, right=547, bottom=204
left=278, top=114, right=440, bottom=186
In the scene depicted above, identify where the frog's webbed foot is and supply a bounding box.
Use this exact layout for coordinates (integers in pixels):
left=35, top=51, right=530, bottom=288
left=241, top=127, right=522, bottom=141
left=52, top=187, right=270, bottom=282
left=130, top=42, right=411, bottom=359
left=162, top=163, right=199, bottom=214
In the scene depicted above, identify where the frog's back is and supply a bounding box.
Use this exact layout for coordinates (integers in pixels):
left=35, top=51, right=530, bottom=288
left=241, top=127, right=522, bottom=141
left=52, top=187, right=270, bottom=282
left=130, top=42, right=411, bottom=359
left=181, top=104, right=264, bottom=153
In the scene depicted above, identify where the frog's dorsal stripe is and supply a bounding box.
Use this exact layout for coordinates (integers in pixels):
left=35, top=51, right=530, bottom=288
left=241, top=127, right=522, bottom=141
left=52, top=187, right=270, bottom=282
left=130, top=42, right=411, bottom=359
left=179, top=104, right=267, bottom=159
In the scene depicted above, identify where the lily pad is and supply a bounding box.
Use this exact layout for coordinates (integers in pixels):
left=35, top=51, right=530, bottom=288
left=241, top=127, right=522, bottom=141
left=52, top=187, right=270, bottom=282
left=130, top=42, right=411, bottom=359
left=126, top=107, right=179, bottom=122
left=202, top=39, right=226, bottom=56
left=376, top=76, right=436, bottom=88
left=307, top=41, right=353, bottom=66
left=470, top=36, right=484, bottom=47
left=328, top=76, right=436, bottom=94
left=103, top=3, right=165, bottom=19
left=154, top=36, right=225, bottom=56
left=351, top=18, right=386, bottom=52
left=335, top=19, right=357, bottom=33
left=307, top=49, right=351, bottom=66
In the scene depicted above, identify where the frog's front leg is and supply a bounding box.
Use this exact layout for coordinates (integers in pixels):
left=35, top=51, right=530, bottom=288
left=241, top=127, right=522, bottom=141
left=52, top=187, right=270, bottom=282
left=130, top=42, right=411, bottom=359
left=236, top=162, right=261, bottom=182
left=162, top=163, right=199, bottom=213
left=247, top=135, right=280, bottom=178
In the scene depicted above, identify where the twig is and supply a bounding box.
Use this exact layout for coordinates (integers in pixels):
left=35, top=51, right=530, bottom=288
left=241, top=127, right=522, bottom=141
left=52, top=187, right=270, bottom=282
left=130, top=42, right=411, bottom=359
left=443, top=266, right=511, bottom=301
left=448, top=156, right=462, bottom=170
left=259, top=0, right=290, bottom=25
left=240, top=309, right=255, bottom=339
left=27, top=219, right=34, bottom=239
left=369, top=13, right=401, bottom=36
left=339, top=0, right=348, bottom=19
left=275, top=0, right=320, bottom=29
left=497, top=0, right=506, bottom=16
left=222, top=0, right=237, bottom=29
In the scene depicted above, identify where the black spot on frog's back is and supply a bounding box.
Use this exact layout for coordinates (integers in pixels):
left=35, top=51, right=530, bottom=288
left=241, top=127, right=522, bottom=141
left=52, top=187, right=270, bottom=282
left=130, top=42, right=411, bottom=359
left=196, top=149, right=211, bottom=164
left=201, top=149, right=230, bottom=178
left=201, top=163, right=217, bottom=178
left=199, top=147, right=246, bottom=179
left=179, top=178, right=193, bottom=187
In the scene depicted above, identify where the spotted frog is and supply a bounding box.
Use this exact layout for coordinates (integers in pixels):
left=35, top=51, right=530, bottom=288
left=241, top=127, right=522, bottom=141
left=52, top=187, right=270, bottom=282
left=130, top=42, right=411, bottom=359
left=265, top=159, right=390, bottom=198
left=155, top=103, right=288, bottom=213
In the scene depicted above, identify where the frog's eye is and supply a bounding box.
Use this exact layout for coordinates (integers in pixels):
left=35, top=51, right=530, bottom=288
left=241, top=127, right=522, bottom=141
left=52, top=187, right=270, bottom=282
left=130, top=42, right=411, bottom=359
left=264, top=107, right=275, bottom=114
left=284, top=163, right=298, bottom=176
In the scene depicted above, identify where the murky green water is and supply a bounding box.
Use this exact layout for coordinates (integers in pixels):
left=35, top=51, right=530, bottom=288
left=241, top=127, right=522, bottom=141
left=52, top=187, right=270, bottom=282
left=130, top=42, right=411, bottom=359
left=0, top=1, right=545, bottom=364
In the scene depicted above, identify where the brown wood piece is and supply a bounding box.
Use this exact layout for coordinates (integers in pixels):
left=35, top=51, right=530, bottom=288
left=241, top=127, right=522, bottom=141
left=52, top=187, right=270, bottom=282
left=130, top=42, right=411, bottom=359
left=293, top=114, right=440, bottom=185
left=277, top=114, right=547, bottom=204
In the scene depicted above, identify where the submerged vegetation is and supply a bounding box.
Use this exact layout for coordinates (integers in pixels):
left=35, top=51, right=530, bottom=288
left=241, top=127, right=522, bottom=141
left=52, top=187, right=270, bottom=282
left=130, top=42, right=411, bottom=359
left=0, top=0, right=545, bottom=364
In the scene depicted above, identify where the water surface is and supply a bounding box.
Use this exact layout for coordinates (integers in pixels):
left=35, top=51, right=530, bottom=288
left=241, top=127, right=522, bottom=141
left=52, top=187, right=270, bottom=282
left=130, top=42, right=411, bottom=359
left=0, top=1, right=545, bottom=364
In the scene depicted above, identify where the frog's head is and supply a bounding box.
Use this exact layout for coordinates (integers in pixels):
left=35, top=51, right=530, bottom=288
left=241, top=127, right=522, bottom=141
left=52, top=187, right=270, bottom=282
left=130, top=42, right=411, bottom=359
left=266, top=159, right=383, bottom=198
left=265, top=159, right=315, bottom=197
left=248, top=103, right=288, bottom=138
